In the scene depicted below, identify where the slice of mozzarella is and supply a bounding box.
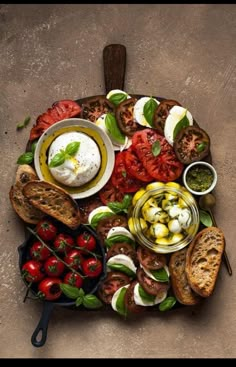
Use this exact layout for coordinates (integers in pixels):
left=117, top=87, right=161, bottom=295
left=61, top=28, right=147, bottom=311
left=111, top=284, right=129, bottom=314
left=107, top=254, right=137, bottom=274
left=134, top=97, right=160, bottom=127
left=164, top=105, right=193, bottom=146
left=133, top=283, right=168, bottom=306
left=107, top=227, right=135, bottom=242
left=141, top=264, right=170, bottom=281
left=88, top=206, right=114, bottom=224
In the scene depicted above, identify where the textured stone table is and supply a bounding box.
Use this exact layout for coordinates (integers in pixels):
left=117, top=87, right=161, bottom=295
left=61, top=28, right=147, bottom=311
left=1, top=4, right=236, bottom=358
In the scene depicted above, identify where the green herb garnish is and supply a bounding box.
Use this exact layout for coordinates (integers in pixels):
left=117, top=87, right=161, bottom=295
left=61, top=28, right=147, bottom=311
left=49, top=141, right=80, bottom=168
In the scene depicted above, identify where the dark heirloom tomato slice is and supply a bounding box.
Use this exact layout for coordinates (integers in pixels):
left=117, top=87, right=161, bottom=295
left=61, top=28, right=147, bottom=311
left=111, top=152, right=144, bottom=193
left=115, top=97, right=141, bottom=137
left=153, top=99, right=182, bottom=135
left=124, top=281, right=146, bottom=313
left=81, top=96, right=115, bottom=122
left=132, top=129, right=184, bottom=182
left=137, top=268, right=169, bottom=296
left=96, top=214, right=128, bottom=243
left=137, top=246, right=166, bottom=271
left=173, top=125, right=210, bottom=164
left=124, top=147, right=153, bottom=183
left=77, top=195, right=103, bottom=224
left=99, top=179, right=125, bottom=205
left=107, top=243, right=138, bottom=265
left=97, top=271, right=130, bottom=304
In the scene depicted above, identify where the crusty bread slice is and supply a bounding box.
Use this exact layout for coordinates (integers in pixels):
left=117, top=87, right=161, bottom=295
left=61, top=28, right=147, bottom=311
left=23, top=180, right=80, bottom=229
left=169, top=248, right=202, bottom=305
left=9, top=165, right=45, bottom=224
left=185, top=227, right=225, bottom=298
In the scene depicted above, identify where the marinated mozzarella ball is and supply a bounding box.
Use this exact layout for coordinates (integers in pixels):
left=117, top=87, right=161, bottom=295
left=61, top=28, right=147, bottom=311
left=178, top=208, right=192, bottom=228
left=48, top=132, right=101, bottom=187
left=168, top=219, right=182, bottom=234
left=142, top=207, right=162, bottom=223
left=168, top=205, right=182, bottom=218
left=149, top=223, right=169, bottom=239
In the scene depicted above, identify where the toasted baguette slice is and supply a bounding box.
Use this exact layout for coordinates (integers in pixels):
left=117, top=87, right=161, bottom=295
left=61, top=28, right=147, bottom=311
left=185, top=227, right=225, bottom=298
left=9, top=165, right=45, bottom=224
left=169, top=248, right=202, bottom=305
left=23, top=180, right=80, bottom=229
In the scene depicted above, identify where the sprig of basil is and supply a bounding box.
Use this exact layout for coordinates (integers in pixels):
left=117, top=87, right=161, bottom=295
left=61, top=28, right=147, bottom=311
left=105, top=234, right=136, bottom=249
left=152, top=140, right=161, bottom=157
left=107, top=263, right=136, bottom=278
left=49, top=141, right=80, bottom=168
left=199, top=209, right=213, bottom=227
left=107, top=194, right=132, bottom=214
left=60, top=284, right=103, bottom=309
left=173, top=109, right=190, bottom=140
left=17, top=152, right=34, bottom=165
left=143, top=98, right=158, bottom=127
left=150, top=267, right=169, bottom=282
left=16, top=116, right=31, bottom=130
left=108, top=93, right=128, bottom=106
left=105, top=113, right=125, bottom=144
left=158, top=296, right=176, bottom=311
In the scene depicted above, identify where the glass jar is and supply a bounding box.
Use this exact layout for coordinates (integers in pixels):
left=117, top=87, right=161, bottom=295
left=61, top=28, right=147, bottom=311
left=129, top=182, right=200, bottom=254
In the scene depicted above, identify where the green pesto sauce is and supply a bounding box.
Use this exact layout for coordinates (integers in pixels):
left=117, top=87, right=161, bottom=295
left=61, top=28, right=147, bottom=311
left=186, top=165, right=214, bottom=192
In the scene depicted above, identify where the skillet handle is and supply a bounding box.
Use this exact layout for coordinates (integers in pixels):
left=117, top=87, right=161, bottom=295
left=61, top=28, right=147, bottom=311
left=103, top=44, right=126, bottom=94
left=31, top=302, right=55, bottom=348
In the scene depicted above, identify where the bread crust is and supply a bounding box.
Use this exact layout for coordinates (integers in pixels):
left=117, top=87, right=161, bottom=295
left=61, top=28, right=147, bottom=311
left=169, top=248, right=202, bottom=305
left=9, top=165, right=44, bottom=224
left=185, top=227, right=225, bottom=297
left=23, top=180, right=80, bottom=229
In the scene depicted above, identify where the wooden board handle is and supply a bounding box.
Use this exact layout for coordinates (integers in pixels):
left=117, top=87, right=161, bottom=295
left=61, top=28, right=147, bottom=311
left=103, top=44, right=126, bottom=94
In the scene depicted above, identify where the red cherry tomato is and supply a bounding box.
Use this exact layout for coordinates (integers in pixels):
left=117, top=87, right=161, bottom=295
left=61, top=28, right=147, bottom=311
left=76, top=231, right=96, bottom=252
left=22, top=260, right=44, bottom=283
left=64, top=272, right=83, bottom=288
left=64, top=249, right=84, bottom=270
left=38, top=278, right=62, bottom=301
left=36, top=219, right=57, bottom=241
left=53, top=233, right=74, bottom=253
left=44, top=256, right=65, bottom=277
left=82, top=258, right=103, bottom=278
left=30, top=241, right=51, bottom=261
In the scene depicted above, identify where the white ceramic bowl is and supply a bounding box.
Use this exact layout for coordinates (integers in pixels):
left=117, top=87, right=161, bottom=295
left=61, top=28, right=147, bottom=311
left=183, top=161, right=217, bottom=196
left=34, top=118, right=115, bottom=199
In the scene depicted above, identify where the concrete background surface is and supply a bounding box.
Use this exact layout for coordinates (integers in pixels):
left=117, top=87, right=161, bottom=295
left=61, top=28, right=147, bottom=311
left=1, top=4, right=236, bottom=358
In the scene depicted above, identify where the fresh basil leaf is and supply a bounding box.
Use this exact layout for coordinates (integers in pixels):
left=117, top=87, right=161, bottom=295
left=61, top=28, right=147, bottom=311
left=17, top=116, right=31, bottom=130
left=173, top=109, right=190, bottom=140
left=159, top=296, right=176, bottom=311
left=122, top=194, right=133, bottom=208
left=48, top=152, right=65, bottom=168
left=107, top=194, right=132, bottom=214
left=199, top=209, right=213, bottom=227
left=107, top=263, right=136, bottom=278
left=60, top=284, right=81, bottom=299
left=83, top=294, right=103, bottom=309
left=75, top=297, right=83, bottom=307
left=138, top=285, right=155, bottom=302
left=115, top=287, right=128, bottom=317
left=150, top=267, right=169, bottom=282
left=78, top=288, right=85, bottom=297
left=65, top=141, right=80, bottom=156
left=152, top=140, right=161, bottom=157
left=17, top=152, right=34, bottom=165
left=143, top=98, right=158, bottom=127
left=105, top=113, right=125, bottom=144
left=90, top=212, right=114, bottom=229
left=108, top=93, right=128, bottom=106
left=197, top=142, right=207, bottom=152
left=31, top=140, right=38, bottom=155
left=105, top=234, right=135, bottom=249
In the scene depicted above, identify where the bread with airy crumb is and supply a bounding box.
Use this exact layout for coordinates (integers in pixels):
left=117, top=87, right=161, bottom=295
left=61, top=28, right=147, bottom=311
left=185, top=227, right=225, bottom=298
left=23, top=180, right=80, bottom=229
left=169, top=248, right=202, bottom=305
left=9, top=165, right=45, bottom=224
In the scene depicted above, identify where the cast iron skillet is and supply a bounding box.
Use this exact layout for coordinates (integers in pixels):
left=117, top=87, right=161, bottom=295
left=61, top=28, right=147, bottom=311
left=19, top=222, right=106, bottom=348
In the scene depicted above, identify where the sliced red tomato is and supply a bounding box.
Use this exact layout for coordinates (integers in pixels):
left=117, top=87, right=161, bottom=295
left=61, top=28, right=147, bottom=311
left=106, top=243, right=138, bottom=265
left=136, top=268, right=169, bottom=296
left=99, top=179, right=125, bottom=205
left=124, top=147, right=153, bottom=182
left=98, top=271, right=130, bottom=304
left=81, top=96, right=115, bottom=122
left=115, top=97, right=141, bottom=137
left=136, top=246, right=166, bottom=270
left=111, top=152, right=144, bottom=193
left=96, top=214, right=128, bottom=243
left=77, top=195, right=103, bottom=224
left=153, top=99, right=181, bottom=134
left=124, top=281, right=146, bottom=313
left=29, top=100, right=81, bottom=141
left=132, top=129, right=184, bottom=182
